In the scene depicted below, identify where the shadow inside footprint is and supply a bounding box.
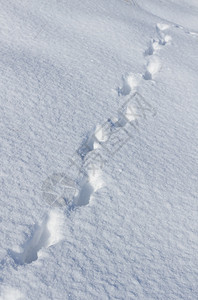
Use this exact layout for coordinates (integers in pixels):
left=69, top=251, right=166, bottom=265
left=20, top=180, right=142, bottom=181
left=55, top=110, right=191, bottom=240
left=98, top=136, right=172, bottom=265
left=73, top=180, right=94, bottom=207
left=143, top=71, right=152, bottom=80
left=9, top=215, right=50, bottom=265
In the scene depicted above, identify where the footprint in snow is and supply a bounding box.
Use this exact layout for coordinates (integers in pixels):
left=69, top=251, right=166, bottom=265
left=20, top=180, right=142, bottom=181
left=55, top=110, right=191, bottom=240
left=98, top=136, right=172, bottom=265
left=145, top=38, right=160, bottom=56
left=118, top=73, right=139, bottom=96
left=9, top=211, right=63, bottom=265
left=143, top=56, right=161, bottom=80
left=156, top=23, right=172, bottom=45
left=73, top=169, right=103, bottom=207
left=145, top=23, right=172, bottom=57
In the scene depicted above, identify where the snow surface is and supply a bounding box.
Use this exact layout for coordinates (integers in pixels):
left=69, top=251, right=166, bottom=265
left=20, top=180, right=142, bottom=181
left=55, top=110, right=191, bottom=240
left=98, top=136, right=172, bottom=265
left=0, top=0, right=198, bottom=299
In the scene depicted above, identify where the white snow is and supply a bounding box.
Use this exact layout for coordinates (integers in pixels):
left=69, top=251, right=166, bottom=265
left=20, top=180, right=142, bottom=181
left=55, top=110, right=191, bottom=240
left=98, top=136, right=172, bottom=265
left=0, top=0, right=198, bottom=299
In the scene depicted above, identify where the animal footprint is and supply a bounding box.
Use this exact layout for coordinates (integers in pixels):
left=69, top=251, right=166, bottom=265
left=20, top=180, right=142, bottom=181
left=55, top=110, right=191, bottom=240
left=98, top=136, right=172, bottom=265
left=145, top=39, right=160, bottom=56
left=143, top=56, right=161, bottom=80
left=77, top=122, right=111, bottom=159
left=156, top=23, right=170, bottom=31
left=156, top=23, right=172, bottom=45
left=73, top=170, right=103, bottom=207
left=77, top=127, right=99, bottom=158
left=118, top=73, right=138, bottom=96
left=9, top=211, right=63, bottom=264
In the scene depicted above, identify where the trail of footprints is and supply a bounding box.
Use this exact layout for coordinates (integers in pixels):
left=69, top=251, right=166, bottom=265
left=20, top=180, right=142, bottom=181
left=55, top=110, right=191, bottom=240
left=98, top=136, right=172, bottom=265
left=144, top=23, right=171, bottom=81
left=76, top=23, right=172, bottom=204
left=16, top=21, right=198, bottom=265
left=9, top=23, right=172, bottom=265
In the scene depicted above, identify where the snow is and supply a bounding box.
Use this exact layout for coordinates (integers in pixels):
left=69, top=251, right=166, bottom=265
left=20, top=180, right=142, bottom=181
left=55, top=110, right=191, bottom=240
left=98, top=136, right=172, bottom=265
left=0, top=0, right=198, bottom=299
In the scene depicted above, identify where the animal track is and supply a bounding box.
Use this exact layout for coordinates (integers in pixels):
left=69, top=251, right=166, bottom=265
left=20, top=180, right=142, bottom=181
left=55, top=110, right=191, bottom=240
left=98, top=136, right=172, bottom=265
left=73, top=170, right=103, bottom=207
left=77, top=122, right=112, bottom=159
left=74, top=75, right=140, bottom=208
left=145, top=23, right=171, bottom=57
left=77, top=129, right=97, bottom=158
left=144, top=23, right=172, bottom=81
left=156, top=23, right=170, bottom=31
left=6, top=22, right=171, bottom=271
left=73, top=124, right=107, bottom=207
left=144, top=56, right=161, bottom=80
left=10, top=211, right=63, bottom=264
left=156, top=23, right=172, bottom=45
left=118, top=73, right=138, bottom=96
left=94, top=123, right=111, bottom=143
left=145, top=39, right=160, bottom=56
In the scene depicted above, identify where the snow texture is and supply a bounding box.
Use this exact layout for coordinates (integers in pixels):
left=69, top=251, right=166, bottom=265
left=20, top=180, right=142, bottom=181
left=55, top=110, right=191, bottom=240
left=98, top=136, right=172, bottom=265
left=0, top=0, right=198, bottom=299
